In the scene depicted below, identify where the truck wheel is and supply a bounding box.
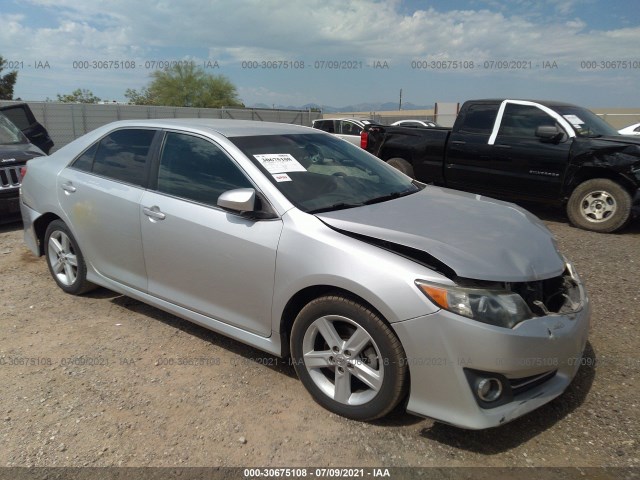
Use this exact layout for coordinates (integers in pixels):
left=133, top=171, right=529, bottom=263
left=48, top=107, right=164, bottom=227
left=567, top=179, right=632, bottom=233
left=386, top=158, right=414, bottom=178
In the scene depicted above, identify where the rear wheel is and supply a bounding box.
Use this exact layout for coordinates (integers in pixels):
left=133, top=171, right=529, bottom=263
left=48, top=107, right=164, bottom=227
left=44, top=220, right=96, bottom=295
left=386, top=157, right=414, bottom=178
left=567, top=179, right=632, bottom=233
left=290, top=295, right=407, bottom=421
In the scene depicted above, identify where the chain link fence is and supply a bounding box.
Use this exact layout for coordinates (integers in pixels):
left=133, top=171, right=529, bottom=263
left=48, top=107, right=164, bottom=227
left=0, top=101, right=322, bottom=152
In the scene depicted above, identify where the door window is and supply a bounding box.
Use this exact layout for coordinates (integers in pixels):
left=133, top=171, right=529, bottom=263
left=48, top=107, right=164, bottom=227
left=156, top=132, right=253, bottom=207
left=70, top=129, right=156, bottom=187
left=339, top=121, right=362, bottom=136
left=498, top=104, right=557, bottom=138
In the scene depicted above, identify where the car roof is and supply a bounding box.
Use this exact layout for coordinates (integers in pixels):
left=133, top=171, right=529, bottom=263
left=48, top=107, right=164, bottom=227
left=96, top=118, right=320, bottom=138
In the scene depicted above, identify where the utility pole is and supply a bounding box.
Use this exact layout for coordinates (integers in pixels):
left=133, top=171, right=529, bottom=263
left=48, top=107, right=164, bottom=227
left=399, top=89, right=403, bottom=110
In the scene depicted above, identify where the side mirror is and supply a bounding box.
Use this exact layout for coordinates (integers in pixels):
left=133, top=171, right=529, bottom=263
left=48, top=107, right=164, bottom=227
left=217, top=188, right=256, bottom=213
left=535, top=125, right=564, bottom=143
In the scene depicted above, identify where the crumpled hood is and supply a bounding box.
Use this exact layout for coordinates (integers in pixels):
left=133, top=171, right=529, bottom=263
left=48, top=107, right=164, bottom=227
left=316, top=186, right=566, bottom=282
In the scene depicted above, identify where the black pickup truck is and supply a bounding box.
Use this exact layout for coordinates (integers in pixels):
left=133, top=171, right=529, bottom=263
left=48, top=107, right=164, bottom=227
left=362, top=99, right=640, bottom=232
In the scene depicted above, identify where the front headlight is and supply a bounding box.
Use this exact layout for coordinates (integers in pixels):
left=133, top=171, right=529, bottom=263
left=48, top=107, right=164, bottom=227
left=415, top=280, right=533, bottom=329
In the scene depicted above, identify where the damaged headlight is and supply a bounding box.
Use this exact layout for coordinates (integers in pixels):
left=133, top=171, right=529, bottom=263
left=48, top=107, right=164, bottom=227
left=415, top=280, right=534, bottom=329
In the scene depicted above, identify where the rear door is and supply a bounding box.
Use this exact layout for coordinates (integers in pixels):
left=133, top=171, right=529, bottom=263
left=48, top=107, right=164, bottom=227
left=140, top=131, right=282, bottom=336
left=58, top=128, right=158, bottom=290
left=444, top=102, right=500, bottom=192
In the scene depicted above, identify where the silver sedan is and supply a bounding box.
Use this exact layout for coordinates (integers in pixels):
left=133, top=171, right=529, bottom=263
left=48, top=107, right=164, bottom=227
left=20, top=119, right=590, bottom=429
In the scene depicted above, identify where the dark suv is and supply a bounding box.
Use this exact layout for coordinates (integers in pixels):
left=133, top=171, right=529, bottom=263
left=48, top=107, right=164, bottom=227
left=0, top=113, right=46, bottom=220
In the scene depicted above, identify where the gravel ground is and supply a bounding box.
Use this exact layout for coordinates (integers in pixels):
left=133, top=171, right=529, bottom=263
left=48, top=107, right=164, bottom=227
left=0, top=210, right=638, bottom=470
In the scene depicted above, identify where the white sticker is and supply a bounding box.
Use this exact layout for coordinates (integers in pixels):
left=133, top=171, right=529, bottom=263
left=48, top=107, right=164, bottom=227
left=253, top=153, right=307, bottom=173
left=563, top=114, right=584, bottom=125
left=272, top=173, right=292, bottom=182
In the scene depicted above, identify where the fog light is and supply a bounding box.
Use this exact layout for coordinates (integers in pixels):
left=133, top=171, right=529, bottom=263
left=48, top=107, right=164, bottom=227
left=477, top=378, right=503, bottom=402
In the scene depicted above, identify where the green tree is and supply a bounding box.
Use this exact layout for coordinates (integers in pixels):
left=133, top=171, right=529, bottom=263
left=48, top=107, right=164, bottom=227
left=56, top=88, right=101, bottom=103
left=124, top=87, right=155, bottom=105
left=127, top=62, right=243, bottom=108
left=0, top=56, right=18, bottom=100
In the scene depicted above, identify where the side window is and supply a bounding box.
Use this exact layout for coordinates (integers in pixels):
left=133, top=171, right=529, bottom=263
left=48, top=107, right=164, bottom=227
left=458, top=104, right=499, bottom=134
left=498, top=104, right=557, bottom=138
left=340, top=121, right=361, bottom=136
left=71, top=143, right=98, bottom=172
left=156, top=132, right=253, bottom=207
left=314, top=120, right=335, bottom=133
left=91, top=129, right=156, bottom=186
left=2, top=106, right=32, bottom=130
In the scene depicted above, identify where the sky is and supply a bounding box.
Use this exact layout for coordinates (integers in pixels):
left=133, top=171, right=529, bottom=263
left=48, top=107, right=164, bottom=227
left=1, top=0, right=639, bottom=109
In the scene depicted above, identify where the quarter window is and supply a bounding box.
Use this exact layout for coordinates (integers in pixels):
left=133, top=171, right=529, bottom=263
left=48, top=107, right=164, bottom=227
left=156, top=132, right=253, bottom=207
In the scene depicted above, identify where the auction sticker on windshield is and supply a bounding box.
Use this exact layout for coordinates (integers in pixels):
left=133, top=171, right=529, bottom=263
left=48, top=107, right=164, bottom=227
left=254, top=154, right=307, bottom=173
left=563, top=114, right=585, bottom=126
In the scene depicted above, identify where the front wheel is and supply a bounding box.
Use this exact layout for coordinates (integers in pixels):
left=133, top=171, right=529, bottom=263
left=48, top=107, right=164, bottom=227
left=290, top=295, right=407, bottom=421
left=567, top=179, right=632, bottom=233
left=44, top=220, right=96, bottom=295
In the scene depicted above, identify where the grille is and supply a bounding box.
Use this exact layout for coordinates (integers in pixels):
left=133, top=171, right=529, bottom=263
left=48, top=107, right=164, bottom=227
left=0, top=166, right=22, bottom=190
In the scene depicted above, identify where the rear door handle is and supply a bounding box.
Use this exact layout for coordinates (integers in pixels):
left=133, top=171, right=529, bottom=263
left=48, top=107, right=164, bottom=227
left=61, top=182, right=76, bottom=193
left=450, top=140, right=466, bottom=145
left=493, top=144, right=512, bottom=149
left=143, top=206, right=166, bottom=221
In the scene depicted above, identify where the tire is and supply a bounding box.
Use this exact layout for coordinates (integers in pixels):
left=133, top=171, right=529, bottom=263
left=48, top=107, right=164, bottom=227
left=44, top=220, right=96, bottom=295
left=567, top=179, right=632, bottom=233
left=386, top=157, right=415, bottom=178
left=290, top=294, right=408, bottom=421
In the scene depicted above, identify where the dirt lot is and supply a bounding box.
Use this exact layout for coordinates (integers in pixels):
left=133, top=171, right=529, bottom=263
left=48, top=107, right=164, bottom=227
left=1, top=210, right=639, bottom=470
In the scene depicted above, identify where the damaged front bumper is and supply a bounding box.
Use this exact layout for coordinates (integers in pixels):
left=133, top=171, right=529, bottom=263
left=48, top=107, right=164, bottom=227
left=392, top=278, right=590, bottom=430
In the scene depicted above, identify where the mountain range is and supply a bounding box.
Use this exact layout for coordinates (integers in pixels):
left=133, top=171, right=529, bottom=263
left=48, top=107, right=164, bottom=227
left=248, top=102, right=434, bottom=112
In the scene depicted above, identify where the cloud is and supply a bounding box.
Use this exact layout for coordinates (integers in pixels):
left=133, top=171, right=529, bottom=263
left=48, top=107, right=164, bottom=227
left=3, top=0, right=638, bottom=105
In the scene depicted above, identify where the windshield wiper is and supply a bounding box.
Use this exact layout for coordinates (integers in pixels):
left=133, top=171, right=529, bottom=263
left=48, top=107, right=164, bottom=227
left=308, top=202, right=364, bottom=214
left=363, top=187, right=417, bottom=205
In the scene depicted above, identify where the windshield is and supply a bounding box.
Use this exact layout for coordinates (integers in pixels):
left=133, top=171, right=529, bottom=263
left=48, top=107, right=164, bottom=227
left=554, top=106, right=619, bottom=138
left=230, top=133, right=420, bottom=213
left=0, top=113, right=28, bottom=145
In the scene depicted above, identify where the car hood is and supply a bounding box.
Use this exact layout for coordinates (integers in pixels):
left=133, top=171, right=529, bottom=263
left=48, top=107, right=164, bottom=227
left=0, top=143, right=45, bottom=164
left=316, top=187, right=565, bottom=282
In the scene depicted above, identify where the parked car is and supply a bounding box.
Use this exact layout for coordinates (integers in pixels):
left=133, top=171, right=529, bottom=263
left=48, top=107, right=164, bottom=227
left=362, top=99, right=640, bottom=233
left=0, top=113, right=46, bottom=220
left=618, top=122, right=640, bottom=136
left=21, top=119, right=590, bottom=429
left=312, top=118, right=381, bottom=145
left=0, top=103, right=54, bottom=154
left=391, top=119, right=438, bottom=128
